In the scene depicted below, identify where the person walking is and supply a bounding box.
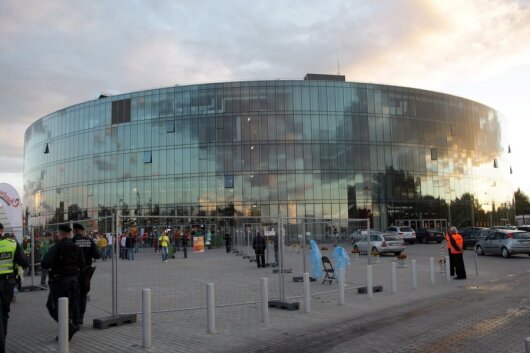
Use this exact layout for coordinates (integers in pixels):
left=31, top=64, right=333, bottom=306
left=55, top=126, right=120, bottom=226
left=159, top=230, right=170, bottom=262
left=447, top=226, right=466, bottom=279
left=224, top=232, right=231, bottom=253
left=97, top=233, right=108, bottom=261
left=181, top=230, right=190, bottom=259
left=42, top=224, right=84, bottom=341
left=126, top=233, right=135, bottom=260
left=0, top=223, right=29, bottom=353
left=71, top=223, right=101, bottom=325
left=40, top=232, right=53, bottom=287
left=252, top=231, right=266, bottom=268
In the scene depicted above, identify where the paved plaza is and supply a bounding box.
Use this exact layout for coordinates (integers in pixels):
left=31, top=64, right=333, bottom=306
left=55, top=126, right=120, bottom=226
left=7, top=243, right=530, bottom=352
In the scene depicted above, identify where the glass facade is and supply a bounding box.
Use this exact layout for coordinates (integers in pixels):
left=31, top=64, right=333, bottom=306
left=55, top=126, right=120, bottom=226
left=23, top=79, right=514, bottom=228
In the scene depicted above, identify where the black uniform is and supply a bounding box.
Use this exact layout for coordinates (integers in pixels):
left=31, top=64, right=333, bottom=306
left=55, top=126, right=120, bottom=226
left=42, top=238, right=84, bottom=340
left=72, top=232, right=100, bottom=324
left=252, top=233, right=267, bottom=268
left=0, top=236, right=28, bottom=353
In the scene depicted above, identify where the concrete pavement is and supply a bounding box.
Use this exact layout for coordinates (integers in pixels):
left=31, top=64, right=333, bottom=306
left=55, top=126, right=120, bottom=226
left=7, top=244, right=530, bottom=352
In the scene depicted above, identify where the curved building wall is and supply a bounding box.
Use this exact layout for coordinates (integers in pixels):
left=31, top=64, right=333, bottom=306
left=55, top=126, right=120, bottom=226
left=23, top=79, right=513, bottom=228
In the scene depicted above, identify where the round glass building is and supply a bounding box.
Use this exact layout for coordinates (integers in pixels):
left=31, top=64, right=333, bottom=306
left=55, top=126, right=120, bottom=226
left=23, top=74, right=514, bottom=229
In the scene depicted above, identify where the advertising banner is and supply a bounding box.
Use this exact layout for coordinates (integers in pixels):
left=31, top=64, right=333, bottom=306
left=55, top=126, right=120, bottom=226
left=0, top=183, right=23, bottom=242
left=193, top=236, right=204, bottom=253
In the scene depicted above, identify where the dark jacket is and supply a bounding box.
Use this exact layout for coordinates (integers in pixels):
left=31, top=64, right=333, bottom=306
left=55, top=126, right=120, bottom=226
left=72, top=233, right=100, bottom=267
left=42, top=238, right=84, bottom=277
left=252, top=234, right=266, bottom=252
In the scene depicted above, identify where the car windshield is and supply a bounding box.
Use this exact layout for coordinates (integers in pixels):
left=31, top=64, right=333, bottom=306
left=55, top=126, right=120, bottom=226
left=400, top=227, right=414, bottom=232
left=383, top=235, right=401, bottom=241
left=513, top=232, right=530, bottom=239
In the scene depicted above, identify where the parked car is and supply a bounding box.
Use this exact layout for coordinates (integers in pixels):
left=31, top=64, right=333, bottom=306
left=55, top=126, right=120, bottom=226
left=475, top=229, right=530, bottom=258
left=459, top=227, right=488, bottom=249
left=414, top=228, right=443, bottom=244
left=353, top=233, right=405, bottom=256
left=517, top=225, right=530, bottom=232
left=349, top=230, right=384, bottom=244
left=385, top=226, right=416, bottom=244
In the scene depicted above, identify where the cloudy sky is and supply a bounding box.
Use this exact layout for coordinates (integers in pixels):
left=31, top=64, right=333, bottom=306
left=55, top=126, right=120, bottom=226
left=1, top=0, right=530, bottom=199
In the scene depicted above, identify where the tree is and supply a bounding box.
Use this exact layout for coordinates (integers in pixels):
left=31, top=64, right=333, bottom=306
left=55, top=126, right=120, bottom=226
left=515, top=188, right=530, bottom=215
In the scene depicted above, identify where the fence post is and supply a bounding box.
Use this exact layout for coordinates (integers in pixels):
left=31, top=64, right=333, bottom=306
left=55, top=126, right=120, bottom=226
left=391, top=261, right=397, bottom=294
left=367, top=265, right=373, bottom=299
left=411, top=259, right=417, bottom=290
left=474, top=251, right=479, bottom=276
left=261, top=278, right=269, bottom=322
left=207, top=283, right=216, bottom=334
left=142, top=288, right=152, bottom=348
left=58, top=297, right=69, bottom=353
left=429, top=257, right=435, bottom=286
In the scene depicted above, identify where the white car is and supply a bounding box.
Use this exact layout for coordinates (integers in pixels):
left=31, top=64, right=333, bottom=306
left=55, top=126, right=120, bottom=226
left=385, top=226, right=416, bottom=244
left=353, top=233, right=405, bottom=256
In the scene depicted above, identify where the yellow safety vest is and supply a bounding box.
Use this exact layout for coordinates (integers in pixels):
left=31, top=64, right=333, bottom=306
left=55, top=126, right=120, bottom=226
left=0, top=239, right=17, bottom=275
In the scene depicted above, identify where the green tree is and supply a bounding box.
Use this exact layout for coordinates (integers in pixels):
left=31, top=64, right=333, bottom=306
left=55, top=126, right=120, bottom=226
left=515, top=188, right=530, bottom=215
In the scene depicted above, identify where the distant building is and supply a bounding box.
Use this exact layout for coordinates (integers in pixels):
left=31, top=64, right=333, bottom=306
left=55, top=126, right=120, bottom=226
left=23, top=75, right=513, bottom=229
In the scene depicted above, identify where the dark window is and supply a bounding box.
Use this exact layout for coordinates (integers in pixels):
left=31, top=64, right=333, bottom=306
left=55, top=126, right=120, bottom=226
left=44, top=143, right=49, bottom=154
left=430, top=148, right=438, bottom=161
left=143, top=151, right=152, bottom=164
left=224, top=175, right=234, bottom=188
left=166, top=120, right=175, bottom=133
left=111, top=98, right=131, bottom=124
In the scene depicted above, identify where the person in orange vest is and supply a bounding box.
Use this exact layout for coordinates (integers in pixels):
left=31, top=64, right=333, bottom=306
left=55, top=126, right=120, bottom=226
left=446, top=227, right=466, bottom=279
left=445, top=230, right=456, bottom=277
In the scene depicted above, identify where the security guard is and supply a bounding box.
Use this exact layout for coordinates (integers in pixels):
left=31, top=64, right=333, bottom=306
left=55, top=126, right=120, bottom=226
left=0, top=223, right=28, bottom=353
left=447, top=226, right=467, bottom=279
left=71, top=223, right=100, bottom=326
left=42, top=224, right=84, bottom=341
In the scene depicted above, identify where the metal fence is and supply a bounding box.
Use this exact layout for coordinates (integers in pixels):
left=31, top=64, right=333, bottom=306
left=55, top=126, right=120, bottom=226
left=79, top=215, right=370, bottom=316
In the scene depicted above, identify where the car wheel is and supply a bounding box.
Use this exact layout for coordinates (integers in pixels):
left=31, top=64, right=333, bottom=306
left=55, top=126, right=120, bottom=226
left=394, top=251, right=402, bottom=256
left=436, top=240, right=442, bottom=244
left=371, top=247, right=379, bottom=256
left=353, top=245, right=359, bottom=253
left=422, top=237, right=427, bottom=244
left=501, top=247, right=510, bottom=258
left=462, top=243, right=467, bottom=250
left=475, top=245, right=484, bottom=255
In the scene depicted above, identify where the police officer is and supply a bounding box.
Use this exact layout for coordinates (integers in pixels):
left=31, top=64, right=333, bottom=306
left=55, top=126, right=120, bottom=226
left=71, top=223, right=100, bottom=325
left=42, top=224, right=84, bottom=341
left=0, top=223, right=28, bottom=353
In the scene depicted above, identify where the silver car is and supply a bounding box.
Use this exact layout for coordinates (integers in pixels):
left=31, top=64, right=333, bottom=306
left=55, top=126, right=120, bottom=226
left=386, top=226, right=416, bottom=244
left=353, top=233, right=405, bottom=256
left=349, top=230, right=384, bottom=244
left=475, top=229, right=530, bottom=258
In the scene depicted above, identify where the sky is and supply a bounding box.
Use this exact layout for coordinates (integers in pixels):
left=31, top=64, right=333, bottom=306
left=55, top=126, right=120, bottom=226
left=1, top=0, right=530, bottom=200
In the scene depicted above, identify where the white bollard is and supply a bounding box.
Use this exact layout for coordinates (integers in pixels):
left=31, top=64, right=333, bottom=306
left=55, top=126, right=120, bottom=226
left=303, top=273, right=311, bottom=312
left=58, top=297, right=69, bottom=353
left=525, top=337, right=530, bottom=353
left=411, top=259, right=417, bottom=290
left=367, top=265, right=373, bottom=299
left=429, top=257, right=435, bottom=286
left=142, top=288, right=152, bottom=348
left=206, top=283, right=216, bottom=334
left=261, top=277, right=269, bottom=322
left=445, top=255, right=451, bottom=283
left=338, top=269, right=345, bottom=305
left=391, top=261, right=397, bottom=294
